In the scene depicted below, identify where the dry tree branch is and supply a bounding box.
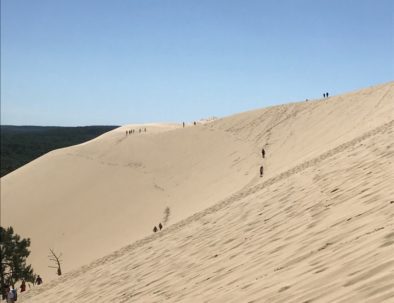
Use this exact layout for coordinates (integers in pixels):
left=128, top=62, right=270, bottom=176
left=48, top=248, right=63, bottom=276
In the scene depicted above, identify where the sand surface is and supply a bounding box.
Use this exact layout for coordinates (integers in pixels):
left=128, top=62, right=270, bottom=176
left=1, top=82, right=394, bottom=302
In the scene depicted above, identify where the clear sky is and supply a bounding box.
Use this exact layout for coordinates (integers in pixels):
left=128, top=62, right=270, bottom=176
left=1, top=0, right=393, bottom=126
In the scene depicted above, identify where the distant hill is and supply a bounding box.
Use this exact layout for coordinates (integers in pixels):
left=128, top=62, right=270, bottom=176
left=0, top=125, right=119, bottom=177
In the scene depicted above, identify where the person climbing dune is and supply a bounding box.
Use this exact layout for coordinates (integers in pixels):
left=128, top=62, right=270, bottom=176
left=35, top=275, right=43, bottom=285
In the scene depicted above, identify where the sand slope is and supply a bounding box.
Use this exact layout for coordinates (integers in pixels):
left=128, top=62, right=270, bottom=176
left=1, top=82, right=394, bottom=302
left=1, top=122, right=257, bottom=279
left=20, top=117, right=394, bottom=303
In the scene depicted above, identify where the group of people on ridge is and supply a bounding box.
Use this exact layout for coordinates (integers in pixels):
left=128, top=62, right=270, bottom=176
left=2, top=275, right=42, bottom=302
left=182, top=121, right=198, bottom=128
left=125, top=128, right=146, bottom=135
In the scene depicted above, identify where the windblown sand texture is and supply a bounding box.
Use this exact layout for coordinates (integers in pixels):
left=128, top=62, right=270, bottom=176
left=2, top=82, right=394, bottom=302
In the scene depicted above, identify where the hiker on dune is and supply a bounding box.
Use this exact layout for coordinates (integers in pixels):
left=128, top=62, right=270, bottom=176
left=5, top=285, right=15, bottom=303
left=20, top=281, right=26, bottom=293
left=36, top=275, right=43, bottom=285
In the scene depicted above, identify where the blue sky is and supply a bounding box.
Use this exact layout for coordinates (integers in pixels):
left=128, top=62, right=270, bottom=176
left=1, top=0, right=393, bottom=126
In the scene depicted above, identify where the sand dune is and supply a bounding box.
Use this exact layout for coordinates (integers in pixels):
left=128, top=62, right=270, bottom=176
left=1, top=123, right=257, bottom=280
left=2, top=82, right=394, bottom=302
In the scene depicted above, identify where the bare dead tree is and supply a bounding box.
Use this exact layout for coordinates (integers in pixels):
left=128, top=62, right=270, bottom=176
left=163, top=207, right=170, bottom=225
left=48, top=249, right=63, bottom=276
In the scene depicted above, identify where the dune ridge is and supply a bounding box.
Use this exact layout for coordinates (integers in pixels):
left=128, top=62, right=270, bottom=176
left=22, top=117, right=394, bottom=276
left=20, top=103, right=394, bottom=302
left=1, top=82, right=393, bottom=302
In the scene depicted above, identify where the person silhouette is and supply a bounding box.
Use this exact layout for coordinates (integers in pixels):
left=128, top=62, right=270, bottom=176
left=36, top=275, right=43, bottom=285
left=260, top=165, right=264, bottom=177
left=20, top=281, right=26, bottom=293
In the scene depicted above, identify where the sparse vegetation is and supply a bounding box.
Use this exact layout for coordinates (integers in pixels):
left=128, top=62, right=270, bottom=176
left=163, top=207, right=171, bottom=225
left=0, top=226, right=35, bottom=290
left=48, top=249, right=63, bottom=276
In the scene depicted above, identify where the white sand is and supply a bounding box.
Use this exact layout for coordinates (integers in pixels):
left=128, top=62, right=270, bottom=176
left=1, top=82, right=394, bottom=302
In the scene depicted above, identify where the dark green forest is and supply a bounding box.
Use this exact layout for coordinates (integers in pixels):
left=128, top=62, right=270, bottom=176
left=1, top=125, right=118, bottom=177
